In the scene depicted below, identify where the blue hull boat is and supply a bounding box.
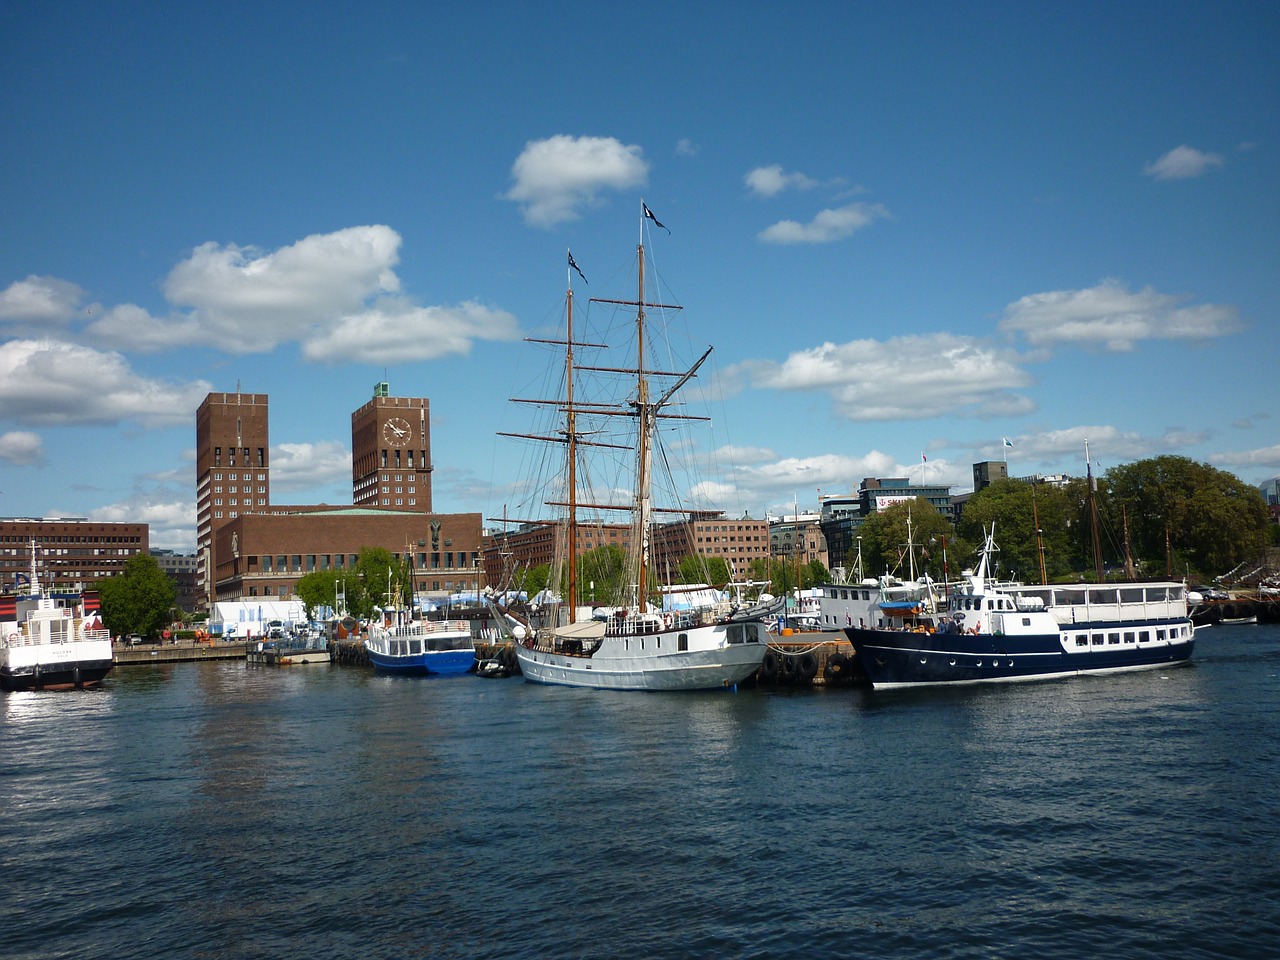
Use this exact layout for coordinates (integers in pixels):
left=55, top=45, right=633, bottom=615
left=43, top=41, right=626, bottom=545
left=363, top=619, right=475, bottom=676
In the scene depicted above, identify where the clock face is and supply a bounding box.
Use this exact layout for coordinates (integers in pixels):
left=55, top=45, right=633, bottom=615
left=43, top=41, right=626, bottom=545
left=383, top=416, right=411, bottom=447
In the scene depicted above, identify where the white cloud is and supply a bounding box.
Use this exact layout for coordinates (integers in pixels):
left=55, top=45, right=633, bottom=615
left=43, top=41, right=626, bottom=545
left=0, top=275, right=86, bottom=325
left=162, top=225, right=402, bottom=348
left=1143, top=145, right=1224, bottom=181
left=675, top=138, right=699, bottom=157
left=86, top=303, right=204, bottom=353
left=89, top=498, right=196, bottom=552
left=0, top=339, right=212, bottom=428
left=999, top=279, right=1242, bottom=351
left=72, top=225, right=520, bottom=363
left=268, top=441, right=353, bottom=494
left=1210, top=442, right=1280, bottom=469
left=0, top=430, right=45, bottom=466
left=504, top=135, right=649, bottom=227
left=745, top=164, right=820, bottom=198
left=732, top=333, right=1034, bottom=421
left=757, top=202, right=889, bottom=244
left=301, top=297, right=520, bottom=364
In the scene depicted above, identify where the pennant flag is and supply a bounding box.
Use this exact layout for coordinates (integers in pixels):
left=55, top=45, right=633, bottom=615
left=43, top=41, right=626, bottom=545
left=568, top=249, right=588, bottom=284
left=643, top=201, right=670, bottom=233
left=1003, top=437, right=1014, bottom=447
left=921, top=452, right=927, bottom=463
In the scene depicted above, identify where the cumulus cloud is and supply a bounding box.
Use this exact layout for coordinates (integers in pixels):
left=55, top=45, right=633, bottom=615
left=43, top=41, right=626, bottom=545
left=731, top=333, right=1034, bottom=421
left=1143, top=145, right=1224, bottom=181
left=0, top=430, right=45, bottom=466
left=757, top=202, right=889, bottom=244
left=89, top=498, right=196, bottom=552
left=503, top=135, right=649, bottom=227
left=162, top=225, right=402, bottom=346
left=73, top=224, right=520, bottom=362
left=745, top=164, right=820, bottom=198
left=675, top=138, right=699, bottom=157
left=0, top=275, right=87, bottom=327
left=301, top=297, right=519, bottom=364
left=1210, top=441, right=1280, bottom=470
left=268, top=441, right=353, bottom=494
left=0, top=339, right=212, bottom=428
left=998, top=279, right=1242, bottom=351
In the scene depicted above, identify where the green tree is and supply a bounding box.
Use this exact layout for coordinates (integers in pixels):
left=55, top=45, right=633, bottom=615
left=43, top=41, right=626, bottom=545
left=1102, top=455, right=1269, bottom=579
left=957, top=479, right=1077, bottom=582
left=294, top=570, right=368, bottom=621
left=858, top=499, right=954, bottom=583
left=579, top=544, right=628, bottom=602
left=352, top=547, right=406, bottom=618
left=676, top=553, right=731, bottom=588
left=97, top=554, right=177, bottom=639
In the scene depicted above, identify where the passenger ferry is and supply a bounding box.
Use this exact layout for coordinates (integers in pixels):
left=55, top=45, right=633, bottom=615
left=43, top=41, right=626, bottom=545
left=843, top=525, right=1195, bottom=689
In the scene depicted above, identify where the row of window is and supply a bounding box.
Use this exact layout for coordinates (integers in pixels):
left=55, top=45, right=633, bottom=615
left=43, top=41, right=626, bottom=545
left=212, top=448, right=266, bottom=468
left=244, top=551, right=481, bottom=573
left=243, top=578, right=475, bottom=598
left=211, top=473, right=267, bottom=482
left=0, top=535, right=142, bottom=543
left=1070, top=625, right=1191, bottom=647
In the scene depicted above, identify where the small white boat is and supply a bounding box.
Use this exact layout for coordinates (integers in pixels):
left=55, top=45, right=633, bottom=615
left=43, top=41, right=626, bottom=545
left=1, top=541, right=114, bottom=691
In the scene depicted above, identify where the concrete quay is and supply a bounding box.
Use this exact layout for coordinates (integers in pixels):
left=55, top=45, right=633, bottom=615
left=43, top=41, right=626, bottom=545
left=113, top=640, right=247, bottom=666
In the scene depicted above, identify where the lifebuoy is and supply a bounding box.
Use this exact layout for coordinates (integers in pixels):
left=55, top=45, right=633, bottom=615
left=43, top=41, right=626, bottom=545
left=663, top=613, right=673, bottom=629
left=6, top=632, right=17, bottom=643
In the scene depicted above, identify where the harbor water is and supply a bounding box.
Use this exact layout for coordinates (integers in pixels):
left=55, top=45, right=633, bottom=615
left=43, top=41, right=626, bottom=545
left=2, top=625, right=1278, bottom=959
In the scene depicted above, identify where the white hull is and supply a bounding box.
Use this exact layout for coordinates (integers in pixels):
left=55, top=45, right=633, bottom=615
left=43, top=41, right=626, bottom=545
left=515, top=621, right=766, bottom=691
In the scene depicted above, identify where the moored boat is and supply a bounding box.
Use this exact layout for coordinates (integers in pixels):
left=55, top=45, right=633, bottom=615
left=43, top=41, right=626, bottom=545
left=1, top=541, right=114, bottom=691
left=504, top=206, right=770, bottom=690
left=843, top=524, right=1195, bottom=689
left=363, top=618, right=475, bottom=676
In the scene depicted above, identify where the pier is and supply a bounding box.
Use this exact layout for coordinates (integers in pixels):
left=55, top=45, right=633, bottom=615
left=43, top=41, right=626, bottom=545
left=113, top=640, right=247, bottom=666
left=759, top=633, right=866, bottom=687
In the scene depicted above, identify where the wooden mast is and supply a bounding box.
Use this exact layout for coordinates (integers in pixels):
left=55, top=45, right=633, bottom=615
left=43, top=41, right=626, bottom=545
left=1085, top=439, right=1105, bottom=583
left=634, top=232, right=652, bottom=608
left=565, top=278, right=579, bottom=623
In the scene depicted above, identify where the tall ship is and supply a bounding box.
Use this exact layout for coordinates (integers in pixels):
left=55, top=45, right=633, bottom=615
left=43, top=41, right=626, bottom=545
left=843, top=523, right=1195, bottom=689
left=1, top=542, right=114, bottom=691
left=502, top=204, right=770, bottom=690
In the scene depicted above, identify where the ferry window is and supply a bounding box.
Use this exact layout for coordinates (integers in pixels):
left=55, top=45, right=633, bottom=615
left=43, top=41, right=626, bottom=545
left=1138, top=631, right=1150, bottom=643
left=1021, top=618, right=1032, bottom=626
left=1157, top=629, right=1166, bottom=641
left=1092, top=635, right=1104, bottom=645
left=1124, top=632, right=1135, bottom=643
left=1075, top=635, right=1088, bottom=647
left=1108, top=633, right=1120, bottom=644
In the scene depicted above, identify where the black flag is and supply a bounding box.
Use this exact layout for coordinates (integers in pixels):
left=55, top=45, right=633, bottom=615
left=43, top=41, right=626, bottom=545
left=568, top=249, right=588, bottom=284
left=643, top=201, right=670, bottom=233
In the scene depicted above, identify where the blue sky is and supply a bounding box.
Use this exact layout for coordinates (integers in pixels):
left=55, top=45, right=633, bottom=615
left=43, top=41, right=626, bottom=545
left=1, top=1, right=1276, bottom=551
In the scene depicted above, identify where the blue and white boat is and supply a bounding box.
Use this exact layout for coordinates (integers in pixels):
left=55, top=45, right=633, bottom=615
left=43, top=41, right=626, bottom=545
left=363, top=618, right=475, bottom=676
left=844, top=524, right=1195, bottom=689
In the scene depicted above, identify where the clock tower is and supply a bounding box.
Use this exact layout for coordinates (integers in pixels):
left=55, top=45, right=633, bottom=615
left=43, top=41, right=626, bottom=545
left=351, top=382, right=433, bottom=511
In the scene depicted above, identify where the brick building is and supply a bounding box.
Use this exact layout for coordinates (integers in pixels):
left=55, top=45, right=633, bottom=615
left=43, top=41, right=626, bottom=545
left=1, top=518, right=148, bottom=594
left=197, top=382, right=480, bottom=607
left=213, top=507, right=482, bottom=601
left=481, top=511, right=769, bottom=588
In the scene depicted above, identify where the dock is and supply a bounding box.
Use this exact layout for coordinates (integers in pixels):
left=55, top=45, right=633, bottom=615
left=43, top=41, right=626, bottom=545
left=113, top=640, right=247, bottom=666
left=759, top=633, right=867, bottom=686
